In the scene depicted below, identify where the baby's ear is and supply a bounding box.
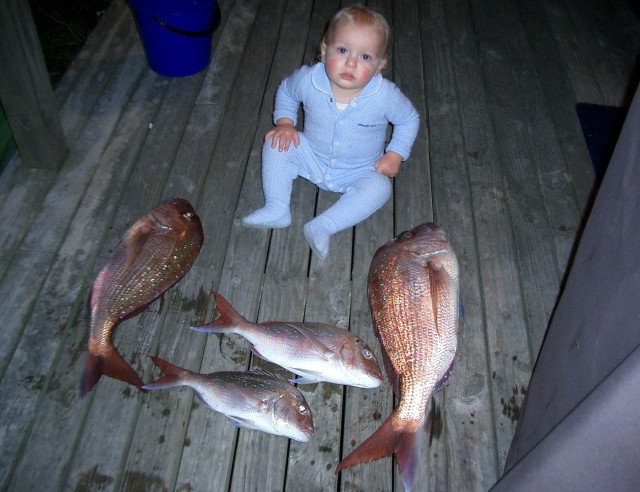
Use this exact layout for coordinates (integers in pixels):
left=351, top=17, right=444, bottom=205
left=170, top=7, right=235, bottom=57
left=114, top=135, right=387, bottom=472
left=320, top=41, right=327, bottom=62
left=377, top=57, right=388, bottom=74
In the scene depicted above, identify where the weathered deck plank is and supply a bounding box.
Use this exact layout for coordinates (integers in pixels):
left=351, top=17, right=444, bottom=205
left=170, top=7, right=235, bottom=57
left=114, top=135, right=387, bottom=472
left=278, top=2, right=351, bottom=490
left=68, top=0, right=275, bottom=489
left=1, top=0, right=638, bottom=490
left=5, top=68, right=170, bottom=491
left=517, top=0, right=595, bottom=213
left=0, top=18, right=154, bottom=487
left=0, top=164, right=57, bottom=279
left=420, top=1, right=500, bottom=490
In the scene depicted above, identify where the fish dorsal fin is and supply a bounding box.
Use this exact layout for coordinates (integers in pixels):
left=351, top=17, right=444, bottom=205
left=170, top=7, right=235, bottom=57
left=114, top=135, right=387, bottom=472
left=283, top=323, right=334, bottom=360
left=247, top=367, right=281, bottom=379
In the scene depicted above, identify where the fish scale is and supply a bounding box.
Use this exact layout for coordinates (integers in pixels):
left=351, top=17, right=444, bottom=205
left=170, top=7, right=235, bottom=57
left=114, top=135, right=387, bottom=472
left=143, top=356, right=315, bottom=442
left=336, top=222, right=460, bottom=491
left=80, top=198, right=204, bottom=397
left=192, top=291, right=384, bottom=388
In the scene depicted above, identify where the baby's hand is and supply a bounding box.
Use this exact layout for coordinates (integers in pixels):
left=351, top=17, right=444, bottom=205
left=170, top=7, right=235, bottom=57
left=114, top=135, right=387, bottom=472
left=375, top=152, right=403, bottom=177
left=265, top=120, right=300, bottom=152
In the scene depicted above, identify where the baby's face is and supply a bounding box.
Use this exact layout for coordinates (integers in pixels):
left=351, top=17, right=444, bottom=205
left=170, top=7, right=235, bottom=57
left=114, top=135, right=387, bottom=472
left=321, top=20, right=387, bottom=99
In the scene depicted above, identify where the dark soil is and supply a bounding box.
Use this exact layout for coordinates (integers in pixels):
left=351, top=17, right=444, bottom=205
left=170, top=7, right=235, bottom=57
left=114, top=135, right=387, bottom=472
left=29, top=0, right=112, bottom=86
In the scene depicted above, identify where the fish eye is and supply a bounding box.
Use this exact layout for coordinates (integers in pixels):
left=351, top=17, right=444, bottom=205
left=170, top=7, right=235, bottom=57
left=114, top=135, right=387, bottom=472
left=183, top=211, right=193, bottom=220
left=297, top=404, right=308, bottom=414
left=363, top=349, right=373, bottom=359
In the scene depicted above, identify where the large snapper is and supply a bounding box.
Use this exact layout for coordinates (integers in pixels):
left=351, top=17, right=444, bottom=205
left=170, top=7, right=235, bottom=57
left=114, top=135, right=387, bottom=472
left=143, top=356, right=315, bottom=442
left=80, top=198, right=204, bottom=396
left=336, top=223, right=460, bottom=491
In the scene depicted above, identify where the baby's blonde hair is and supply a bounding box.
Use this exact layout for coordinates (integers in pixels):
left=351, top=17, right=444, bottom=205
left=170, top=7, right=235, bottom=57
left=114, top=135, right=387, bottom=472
left=322, top=5, right=391, bottom=59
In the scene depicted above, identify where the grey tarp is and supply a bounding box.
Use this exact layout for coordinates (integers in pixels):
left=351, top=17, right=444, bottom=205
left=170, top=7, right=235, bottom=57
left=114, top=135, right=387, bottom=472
left=492, top=84, right=640, bottom=491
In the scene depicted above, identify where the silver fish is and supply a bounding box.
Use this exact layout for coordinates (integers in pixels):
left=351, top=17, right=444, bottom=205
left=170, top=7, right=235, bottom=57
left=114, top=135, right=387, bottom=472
left=192, top=291, right=383, bottom=388
left=143, top=356, right=314, bottom=442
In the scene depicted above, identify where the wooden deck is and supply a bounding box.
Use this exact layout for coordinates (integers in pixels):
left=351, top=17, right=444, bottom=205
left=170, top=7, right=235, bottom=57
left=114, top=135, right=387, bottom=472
left=1, top=0, right=638, bottom=490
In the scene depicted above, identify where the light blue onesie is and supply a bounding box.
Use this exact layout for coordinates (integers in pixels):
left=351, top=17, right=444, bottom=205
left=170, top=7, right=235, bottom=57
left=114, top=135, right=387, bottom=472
left=242, top=63, right=420, bottom=260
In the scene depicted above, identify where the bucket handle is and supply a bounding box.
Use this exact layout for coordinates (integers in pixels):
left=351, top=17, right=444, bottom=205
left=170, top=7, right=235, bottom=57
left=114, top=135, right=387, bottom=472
left=152, top=15, right=215, bottom=37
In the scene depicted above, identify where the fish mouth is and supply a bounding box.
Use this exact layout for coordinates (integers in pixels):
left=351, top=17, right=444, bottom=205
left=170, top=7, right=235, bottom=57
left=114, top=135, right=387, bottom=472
left=363, top=371, right=384, bottom=388
left=294, top=429, right=314, bottom=442
left=418, top=246, right=449, bottom=257
left=355, top=378, right=382, bottom=389
left=147, top=211, right=173, bottom=231
left=345, top=366, right=383, bottom=388
left=301, top=423, right=315, bottom=438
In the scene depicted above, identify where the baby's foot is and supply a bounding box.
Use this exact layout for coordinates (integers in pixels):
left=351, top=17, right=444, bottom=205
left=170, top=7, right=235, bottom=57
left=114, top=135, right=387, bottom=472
left=242, top=206, right=291, bottom=229
left=303, top=219, right=332, bottom=261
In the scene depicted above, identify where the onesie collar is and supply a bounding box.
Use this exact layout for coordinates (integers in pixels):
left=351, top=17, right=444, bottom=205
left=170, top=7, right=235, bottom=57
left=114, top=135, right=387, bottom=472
left=311, top=62, right=383, bottom=99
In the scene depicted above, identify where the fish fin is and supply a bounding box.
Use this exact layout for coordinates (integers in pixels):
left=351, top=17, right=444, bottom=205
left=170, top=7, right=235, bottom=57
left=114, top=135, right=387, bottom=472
left=227, top=415, right=261, bottom=431
left=284, top=323, right=334, bottom=359
left=191, top=291, right=250, bottom=332
left=80, top=345, right=145, bottom=397
left=142, top=356, right=190, bottom=390
left=289, top=375, right=321, bottom=385
left=250, top=345, right=268, bottom=361
left=378, top=342, right=400, bottom=398
left=426, top=396, right=443, bottom=446
left=335, top=413, right=422, bottom=492
left=459, top=298, right=467, bottom=329
left=433, top=360, right=455, bottom=394
left=192, top=391, right=209, bottom=407
left=288, top=366, right=332, bottom=384
left=427, top=260, right=452, bottom=337
left=248, top=367, right=281, bottom=379
left=227, top=417, right=245, bottom=428
left=80, top=351, right=104, bottom=397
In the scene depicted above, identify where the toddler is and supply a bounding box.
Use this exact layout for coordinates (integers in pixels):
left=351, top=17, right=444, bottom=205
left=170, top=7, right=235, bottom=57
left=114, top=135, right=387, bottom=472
left=242, top=6, right=420, bottom=261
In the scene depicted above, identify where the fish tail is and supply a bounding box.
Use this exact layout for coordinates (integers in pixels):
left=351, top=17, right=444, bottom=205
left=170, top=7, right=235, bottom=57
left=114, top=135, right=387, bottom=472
left=80, top=345, right=145, bottom=397
left=335, top=412, right=423, bottom=491
left=191, top=291, right=249, bottom=333
left=142, top=356, right=190, bottom=390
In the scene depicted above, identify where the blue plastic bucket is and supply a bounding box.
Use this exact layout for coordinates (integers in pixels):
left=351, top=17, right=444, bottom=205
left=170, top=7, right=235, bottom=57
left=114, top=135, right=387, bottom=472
left=128, top=0, right=217, bottom=77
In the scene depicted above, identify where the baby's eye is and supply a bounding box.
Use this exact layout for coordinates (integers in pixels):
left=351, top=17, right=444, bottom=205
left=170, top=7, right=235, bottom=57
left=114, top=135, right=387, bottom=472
left=337, top=47, right=348, bottom=54
left=361, top=54, right=372, bottom=61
